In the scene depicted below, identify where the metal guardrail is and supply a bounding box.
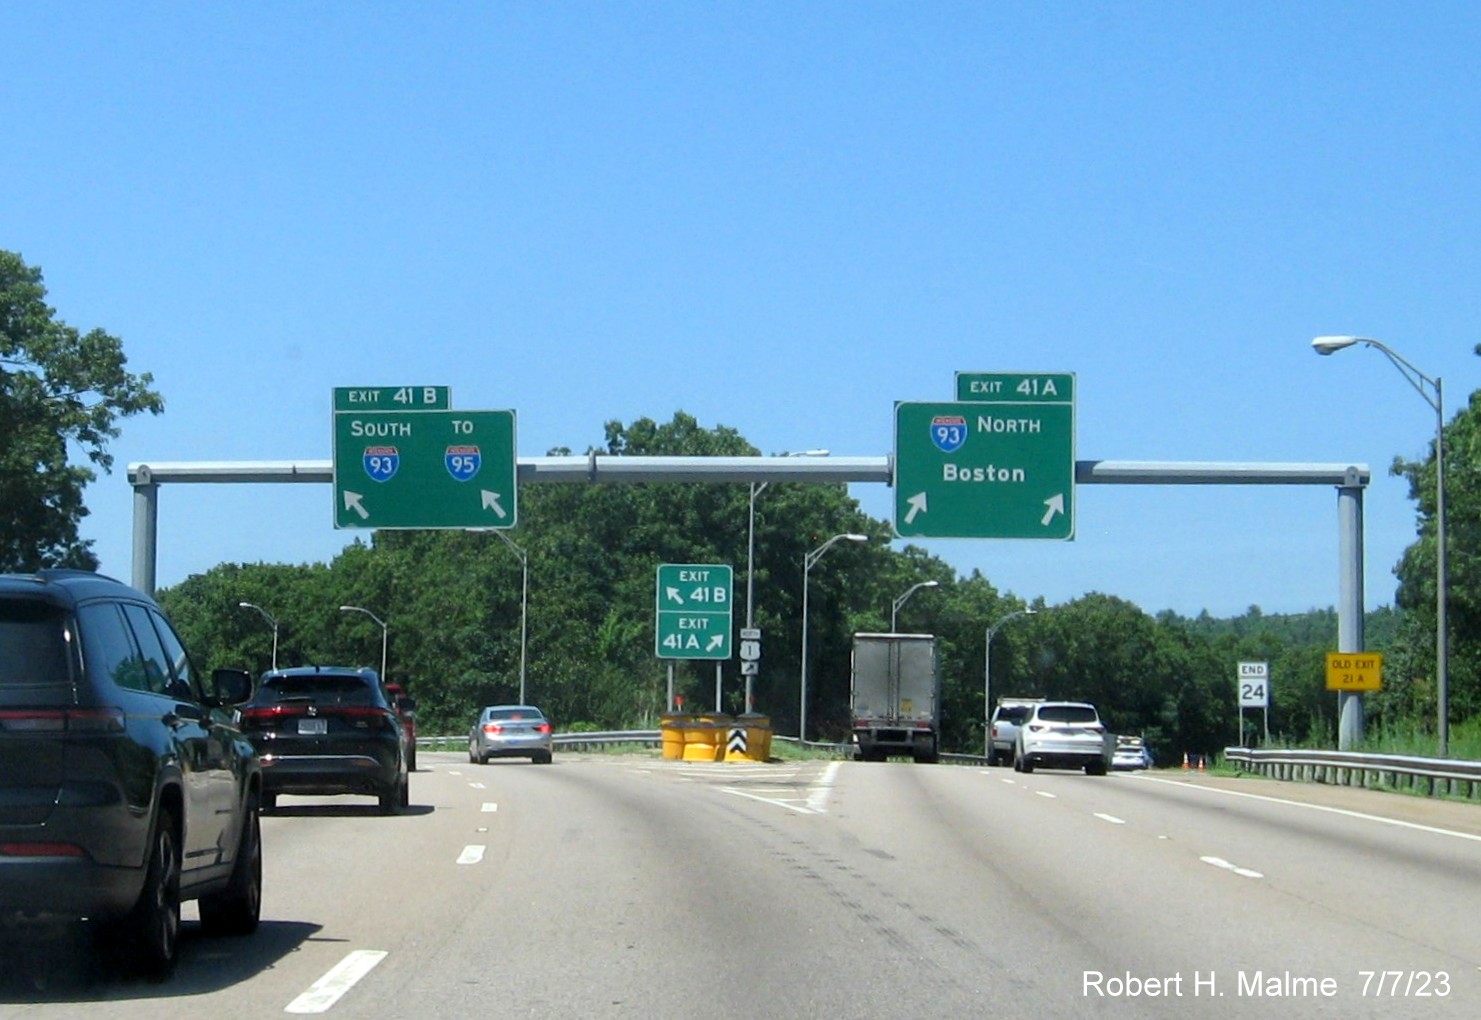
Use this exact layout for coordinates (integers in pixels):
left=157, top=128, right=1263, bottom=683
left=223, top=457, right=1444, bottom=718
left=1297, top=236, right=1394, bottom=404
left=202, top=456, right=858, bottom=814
left=553, top=730, right=661, bottom=750
left=420, top=730, right=993, bottom=763
left=416, top=730, right=662, bottom=752
left=1225, top=746, right=1481, bottom=798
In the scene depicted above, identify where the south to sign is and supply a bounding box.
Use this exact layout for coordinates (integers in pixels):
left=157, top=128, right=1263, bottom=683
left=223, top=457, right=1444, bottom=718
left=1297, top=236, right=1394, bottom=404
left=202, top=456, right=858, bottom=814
left=333, top=409, right=517, bottom=530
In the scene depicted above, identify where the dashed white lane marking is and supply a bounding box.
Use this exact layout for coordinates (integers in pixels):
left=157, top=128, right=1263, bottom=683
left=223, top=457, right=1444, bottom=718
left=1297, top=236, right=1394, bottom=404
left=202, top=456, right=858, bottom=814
left=285, top=949, right=388, bottom=1013
left=1036, top=791, right=1057, bottom=799
left=457, top=845, right=486, bottom=865
left=481, top=802, right=498, bottom=812
left=1095, top=813, right=1127, bottom=824
left=469, top=782, right=486, bottom=789
left=1201, top=855, right=1264, bottom=879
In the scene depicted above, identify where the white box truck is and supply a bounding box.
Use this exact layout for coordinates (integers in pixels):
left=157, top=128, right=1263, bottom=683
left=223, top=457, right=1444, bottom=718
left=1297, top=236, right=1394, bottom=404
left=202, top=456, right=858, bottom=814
left=850, top=633, right=941, bottom=763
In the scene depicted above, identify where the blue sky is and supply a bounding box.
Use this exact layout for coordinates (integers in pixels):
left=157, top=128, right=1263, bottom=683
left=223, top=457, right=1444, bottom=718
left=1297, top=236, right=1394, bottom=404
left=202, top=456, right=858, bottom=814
left=4, top=2, right=1477, bottom=617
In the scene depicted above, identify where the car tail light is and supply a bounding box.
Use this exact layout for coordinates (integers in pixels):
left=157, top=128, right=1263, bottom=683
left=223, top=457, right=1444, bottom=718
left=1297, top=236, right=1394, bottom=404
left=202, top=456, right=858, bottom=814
left=0, top=842, right=86, bottom=858
left=1089, top=725, right=1105, bottom=733
left=242, top=706, right=299, bottom=720
left=535, top=722, right=551, bottom=734
left=482, top=722, right=503, bottom=735
left=0, top=708, right=125, bottom=734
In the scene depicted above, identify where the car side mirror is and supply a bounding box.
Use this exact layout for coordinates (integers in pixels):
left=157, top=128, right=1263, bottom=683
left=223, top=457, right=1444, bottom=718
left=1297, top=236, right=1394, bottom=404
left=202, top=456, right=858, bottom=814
left=212, top=667, right=254, bottom=706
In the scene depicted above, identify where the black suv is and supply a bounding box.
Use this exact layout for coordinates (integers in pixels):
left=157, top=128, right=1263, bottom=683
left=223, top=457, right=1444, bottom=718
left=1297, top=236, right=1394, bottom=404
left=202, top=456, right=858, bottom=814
left=0, top=570, right=261, bottom=978
left=241, top=666, right=409, bottom=814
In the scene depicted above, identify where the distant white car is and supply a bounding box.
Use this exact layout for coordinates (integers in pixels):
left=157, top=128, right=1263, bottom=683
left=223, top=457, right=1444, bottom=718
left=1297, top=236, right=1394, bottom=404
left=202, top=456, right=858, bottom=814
left=1013, top=701, right=1113, bottom=775
left=1112, top=736, right=1153, bottom=771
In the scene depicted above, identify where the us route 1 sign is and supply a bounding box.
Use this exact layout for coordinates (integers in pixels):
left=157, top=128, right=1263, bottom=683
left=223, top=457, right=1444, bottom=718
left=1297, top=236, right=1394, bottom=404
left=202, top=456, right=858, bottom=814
left=655, top=563, right=733, bottom=660
left=333, top=408, right=517, bottom=529
left=894, top=376, right=1075, bottom=539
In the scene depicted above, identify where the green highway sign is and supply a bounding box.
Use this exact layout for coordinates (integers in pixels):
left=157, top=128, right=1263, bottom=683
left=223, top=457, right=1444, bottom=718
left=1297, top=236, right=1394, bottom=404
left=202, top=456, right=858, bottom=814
left=333, top=409, right=517, bottom=529
left=894, top=383, right=1075, bottom=540
left=333, top=386, right=451, bottom=412
left=655, top=563, right=733, bottom=660
left=955, top=372, right=1074, bottom=404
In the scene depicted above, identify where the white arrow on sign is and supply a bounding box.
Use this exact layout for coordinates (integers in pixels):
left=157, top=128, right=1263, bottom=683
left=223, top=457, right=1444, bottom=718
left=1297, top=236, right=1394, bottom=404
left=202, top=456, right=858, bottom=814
left=343, top=491, right=370, bottom=521
left=481, top=491, right=508, bottom=519
left=904, top=492, right=929, bottom=524
left=1041, top=493, right=1065, bottom=527
left=706, top=635, right=725, bottom=652
left=665, top=587, right=684, bottom=604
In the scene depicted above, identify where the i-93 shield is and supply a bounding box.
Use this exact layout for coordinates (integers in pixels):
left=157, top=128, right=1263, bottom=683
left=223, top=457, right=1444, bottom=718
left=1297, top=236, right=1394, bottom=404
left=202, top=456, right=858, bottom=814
left=930, top=416, right=967, bottom=452
left=363, top=446, right=399, bottom=482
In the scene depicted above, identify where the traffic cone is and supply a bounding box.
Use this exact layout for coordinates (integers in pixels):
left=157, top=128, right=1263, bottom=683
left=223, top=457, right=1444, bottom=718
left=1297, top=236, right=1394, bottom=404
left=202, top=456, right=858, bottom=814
left=1197, top=755, right=1207, bottom=772
left=1181, top=752, right=1190, bottom=770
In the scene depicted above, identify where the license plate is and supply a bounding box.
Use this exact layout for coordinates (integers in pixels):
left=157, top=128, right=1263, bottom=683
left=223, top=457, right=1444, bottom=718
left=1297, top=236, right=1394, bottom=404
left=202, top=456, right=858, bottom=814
left=298, top=718, right=328, bottom=735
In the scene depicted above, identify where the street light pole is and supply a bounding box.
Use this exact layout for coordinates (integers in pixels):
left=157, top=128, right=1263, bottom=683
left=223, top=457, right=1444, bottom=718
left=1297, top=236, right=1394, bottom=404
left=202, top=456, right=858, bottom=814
left=746, top=451, right=827, bottom=711
left=1313, top=336, right=1448, bottom=754
left=890, top=580, right=940, bottom=631
left=339, top=605, right=388, bottom=685
left=984, top=608, right=1035, bottom=755
left=480, top=529, right=531, bottom=705
left=237, top=601, right=279, bottom=671
left=800, top=532, right=868, bottom=741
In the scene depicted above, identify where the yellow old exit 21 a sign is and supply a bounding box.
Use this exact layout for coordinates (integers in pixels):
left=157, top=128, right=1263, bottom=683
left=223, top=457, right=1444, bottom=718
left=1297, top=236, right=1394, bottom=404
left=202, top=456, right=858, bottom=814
left=1325, top=652, right=1383, bottom=692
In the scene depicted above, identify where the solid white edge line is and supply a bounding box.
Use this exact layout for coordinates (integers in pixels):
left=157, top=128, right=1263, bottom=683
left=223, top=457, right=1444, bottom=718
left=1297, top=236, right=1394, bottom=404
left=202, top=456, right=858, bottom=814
left=285, top=949, right=388, bottom=1014
left=807, top=760, right=842, bottom=813
left=1138, top=775, right=1481, bottom=843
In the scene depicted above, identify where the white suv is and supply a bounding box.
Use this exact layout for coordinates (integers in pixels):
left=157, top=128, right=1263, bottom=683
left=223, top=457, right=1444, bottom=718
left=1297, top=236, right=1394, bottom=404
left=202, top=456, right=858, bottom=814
left=1013, top=701, right=1112, bottom=775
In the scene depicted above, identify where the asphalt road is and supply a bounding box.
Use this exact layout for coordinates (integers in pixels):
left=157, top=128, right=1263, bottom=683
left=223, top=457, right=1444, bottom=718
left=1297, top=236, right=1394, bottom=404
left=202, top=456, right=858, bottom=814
left=3, top=754, right=1479, bottom=1018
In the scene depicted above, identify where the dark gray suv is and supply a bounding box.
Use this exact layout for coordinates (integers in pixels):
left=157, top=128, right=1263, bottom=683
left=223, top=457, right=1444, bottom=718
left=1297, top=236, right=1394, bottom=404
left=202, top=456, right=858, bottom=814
left=240, top=666, right=410, bottom=814
left=0, top=570, right=260, bottom=978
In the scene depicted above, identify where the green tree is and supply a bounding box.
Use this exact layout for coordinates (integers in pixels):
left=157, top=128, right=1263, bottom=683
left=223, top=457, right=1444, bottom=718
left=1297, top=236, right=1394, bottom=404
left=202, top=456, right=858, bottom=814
left=0, top=251, right=163, bottom=570
left=1390, top=347, right=1481, bottom=731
